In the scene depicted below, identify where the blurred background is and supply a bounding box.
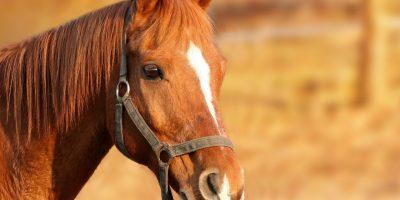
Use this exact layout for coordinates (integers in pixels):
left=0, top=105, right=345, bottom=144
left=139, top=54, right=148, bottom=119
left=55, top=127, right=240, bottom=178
left=1, top=0, right=400, bottom=199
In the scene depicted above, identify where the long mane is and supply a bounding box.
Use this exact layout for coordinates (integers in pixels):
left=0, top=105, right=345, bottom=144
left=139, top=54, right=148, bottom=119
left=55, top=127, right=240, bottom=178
left=0, top=0, right=214, bottom=144
left=0, top=2, right=129, bottom=142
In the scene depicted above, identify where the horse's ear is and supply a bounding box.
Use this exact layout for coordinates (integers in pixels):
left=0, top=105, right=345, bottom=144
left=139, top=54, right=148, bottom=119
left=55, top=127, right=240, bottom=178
left=135, top=0, right=159, bottom=14
left=193, top=0, right=212, bottom=10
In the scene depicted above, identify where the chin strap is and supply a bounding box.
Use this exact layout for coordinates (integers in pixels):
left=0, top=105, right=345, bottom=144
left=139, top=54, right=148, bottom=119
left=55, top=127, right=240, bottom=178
left=114, top=1, right=235, bottom=200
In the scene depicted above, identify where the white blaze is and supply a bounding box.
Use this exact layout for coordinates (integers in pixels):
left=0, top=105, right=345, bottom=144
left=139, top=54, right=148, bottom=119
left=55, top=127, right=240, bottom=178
left=219, top=175, right=231, bottom=200
left=240, top=191, right=245, bottom=200
left=186, top=42, right=219, bottom=127
left=240, top=168, right=245, bottom=200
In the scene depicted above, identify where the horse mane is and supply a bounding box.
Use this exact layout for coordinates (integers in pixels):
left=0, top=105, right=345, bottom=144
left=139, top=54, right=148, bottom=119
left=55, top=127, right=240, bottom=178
left=0, top=0, right=214, bottom=144
left=142, top=0, right=214, bottom=48
left=0, top=2, right=129, bottom=142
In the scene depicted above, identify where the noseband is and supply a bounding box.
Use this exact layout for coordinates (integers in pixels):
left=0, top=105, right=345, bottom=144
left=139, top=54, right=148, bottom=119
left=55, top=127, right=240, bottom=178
left=114, top=2, right=235, bottom=199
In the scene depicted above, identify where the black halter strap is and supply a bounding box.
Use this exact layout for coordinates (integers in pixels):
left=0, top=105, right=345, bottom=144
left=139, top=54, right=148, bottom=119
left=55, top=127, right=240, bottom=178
left=115, top=1, right=235, bottom=199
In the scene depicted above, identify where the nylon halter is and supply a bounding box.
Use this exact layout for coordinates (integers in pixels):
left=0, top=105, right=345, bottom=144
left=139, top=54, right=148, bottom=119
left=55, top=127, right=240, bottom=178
left=115, top=1, right=235, bottom=199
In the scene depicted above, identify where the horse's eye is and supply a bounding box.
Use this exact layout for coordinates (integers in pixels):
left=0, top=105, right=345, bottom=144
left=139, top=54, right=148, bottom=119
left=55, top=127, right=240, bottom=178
left=142, top=64, right=163, bottom=80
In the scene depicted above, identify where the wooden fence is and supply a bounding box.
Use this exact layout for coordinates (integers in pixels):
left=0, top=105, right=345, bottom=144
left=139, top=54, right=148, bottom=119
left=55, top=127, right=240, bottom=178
left=217, top=0, right=400, bottom=110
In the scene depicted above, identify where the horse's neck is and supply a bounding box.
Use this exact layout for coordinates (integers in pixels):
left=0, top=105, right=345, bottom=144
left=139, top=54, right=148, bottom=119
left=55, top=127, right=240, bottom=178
left=0, top=99, right=113, bottom=200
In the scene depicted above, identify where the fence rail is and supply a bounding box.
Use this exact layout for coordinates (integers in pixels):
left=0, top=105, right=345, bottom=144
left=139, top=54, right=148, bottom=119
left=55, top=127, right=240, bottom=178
left=218, top=18, right=400, bottom=42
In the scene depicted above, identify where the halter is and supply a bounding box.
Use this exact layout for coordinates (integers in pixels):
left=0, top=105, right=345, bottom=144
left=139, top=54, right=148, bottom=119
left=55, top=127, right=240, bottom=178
left=114, top=1, right=235, bottom=200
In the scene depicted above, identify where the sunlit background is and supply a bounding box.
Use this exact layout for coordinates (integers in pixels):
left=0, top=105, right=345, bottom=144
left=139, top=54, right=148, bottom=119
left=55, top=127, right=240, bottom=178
left=1, top=0, right=400, bottom=199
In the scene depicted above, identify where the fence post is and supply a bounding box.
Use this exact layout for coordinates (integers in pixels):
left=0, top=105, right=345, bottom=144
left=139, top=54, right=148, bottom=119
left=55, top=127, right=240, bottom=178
left=359, top=0, right=388, bottom=106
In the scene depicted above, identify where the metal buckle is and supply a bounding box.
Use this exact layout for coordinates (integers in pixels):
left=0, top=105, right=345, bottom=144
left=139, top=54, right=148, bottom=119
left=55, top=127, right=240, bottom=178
left=116, top=79, right=131, bottom=102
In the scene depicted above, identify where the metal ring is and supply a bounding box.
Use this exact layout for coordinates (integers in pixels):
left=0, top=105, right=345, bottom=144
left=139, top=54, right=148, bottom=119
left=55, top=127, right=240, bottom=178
left=116, top=79, right=131, bottom=101
left=157, top=145, right=173, bottom=165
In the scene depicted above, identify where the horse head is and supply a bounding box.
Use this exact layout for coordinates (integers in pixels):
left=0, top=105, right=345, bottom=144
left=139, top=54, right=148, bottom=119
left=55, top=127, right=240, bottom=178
left=105, top=0, right=245, bottom=199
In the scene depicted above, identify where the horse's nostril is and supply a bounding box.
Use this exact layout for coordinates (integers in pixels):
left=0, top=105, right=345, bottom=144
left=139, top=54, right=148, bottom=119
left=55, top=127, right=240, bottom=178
left=207, top=172, right=221, bottom=194
left=200, top=169, right=222, bottom=198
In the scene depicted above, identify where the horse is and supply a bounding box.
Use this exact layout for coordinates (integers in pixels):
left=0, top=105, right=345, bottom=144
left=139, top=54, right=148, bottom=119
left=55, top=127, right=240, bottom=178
left=0, top=0, right=244, bottom=199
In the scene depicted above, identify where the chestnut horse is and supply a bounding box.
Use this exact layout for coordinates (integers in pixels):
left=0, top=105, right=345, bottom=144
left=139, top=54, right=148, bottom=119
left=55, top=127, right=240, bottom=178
left=0, top=0, right=244, bottom=199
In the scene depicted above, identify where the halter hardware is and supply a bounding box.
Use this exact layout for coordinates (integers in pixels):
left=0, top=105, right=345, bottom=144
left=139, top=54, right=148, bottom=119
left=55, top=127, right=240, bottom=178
left=157, top=144, right=174, bottom=164
left=116, top=79, right=131, bottom=101
left=114, top=1, right=235, bottom=200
